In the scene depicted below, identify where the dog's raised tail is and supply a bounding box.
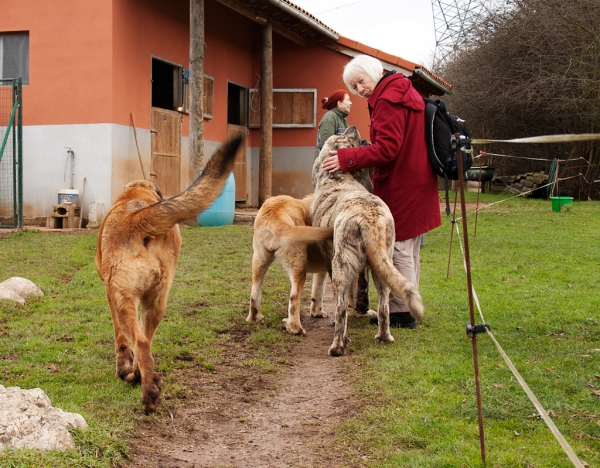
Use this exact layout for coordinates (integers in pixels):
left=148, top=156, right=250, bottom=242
left=137, top=137, right=242, bottom=236
left=278, top=225, right=333, bottom=243
left=365, top=241, right=424, bottom=323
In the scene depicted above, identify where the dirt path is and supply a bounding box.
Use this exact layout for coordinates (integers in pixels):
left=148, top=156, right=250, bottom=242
left=126, top=282, right=359, bottom=468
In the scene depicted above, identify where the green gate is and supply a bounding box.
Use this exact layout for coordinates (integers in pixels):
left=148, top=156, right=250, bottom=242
left=0, top=78, right=23, bottom=229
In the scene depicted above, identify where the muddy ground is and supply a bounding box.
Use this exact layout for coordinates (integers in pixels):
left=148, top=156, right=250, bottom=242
left=125, top=283, right=364, bottom=468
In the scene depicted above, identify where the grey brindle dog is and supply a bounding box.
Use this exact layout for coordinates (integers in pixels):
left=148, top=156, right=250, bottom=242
left=311, top=126, right=424, bottom=356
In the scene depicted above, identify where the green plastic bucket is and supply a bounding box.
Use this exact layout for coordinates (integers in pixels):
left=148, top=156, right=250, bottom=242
left=550, top=196, right=573, bottom=212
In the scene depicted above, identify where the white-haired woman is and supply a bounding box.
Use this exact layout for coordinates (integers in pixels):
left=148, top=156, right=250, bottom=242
left=322, top=54, right=441, bottom=329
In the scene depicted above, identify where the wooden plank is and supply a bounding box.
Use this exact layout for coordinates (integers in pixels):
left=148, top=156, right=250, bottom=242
left=189, top=0, right=205, bottom=181
left=273, top=92, right=293, bottom=125
left=259, top=21, right=273, bottom=206
left=151, top=108, right=181, bottom=197
left=228, top=124, right=248, bottom=202
left=248, top=89, right=316, bottom=128
left=293, top=91, right=313, bottom=125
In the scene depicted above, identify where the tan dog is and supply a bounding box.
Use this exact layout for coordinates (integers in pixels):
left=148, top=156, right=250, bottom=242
left=311, top=127, right=424, bottom=356
left=95, top=137, right=241, bottom=413
left=246, top=194, right=333, bottom=336
left=247, top=194, right=374, bottom=335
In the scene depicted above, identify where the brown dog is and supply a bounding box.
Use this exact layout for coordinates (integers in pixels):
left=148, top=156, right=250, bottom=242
left=247, top=194, right=372, bottom=335
left=246, top=194, right=332, bottom=335
left=95, top=137, right=241, bottom=413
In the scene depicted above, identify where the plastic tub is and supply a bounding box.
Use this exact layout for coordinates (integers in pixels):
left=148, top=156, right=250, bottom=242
left=197, top=171, right=235, bottom=226
left=550, top=196, right=573, bottom=212
left=465, top=166, right=495, bottom=182
left=57, top=189, right=79, bottom=205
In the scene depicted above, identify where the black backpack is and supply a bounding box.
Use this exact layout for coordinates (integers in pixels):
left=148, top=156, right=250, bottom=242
left=424, top=98, right=472, bottom=215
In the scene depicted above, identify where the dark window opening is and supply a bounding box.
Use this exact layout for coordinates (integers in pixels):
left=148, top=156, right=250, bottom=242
left=227, top=82, right=247, bottom=126
left=152, top=58, right=183, bottom=111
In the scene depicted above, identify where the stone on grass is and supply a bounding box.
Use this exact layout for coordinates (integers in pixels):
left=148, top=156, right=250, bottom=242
left=0, top=385, right=88, bottom=451
left=0, top=277, right=44, bottom=305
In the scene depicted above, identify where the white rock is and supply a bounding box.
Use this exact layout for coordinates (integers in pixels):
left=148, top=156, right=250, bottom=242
left=0, top=277, right=44, bottom=305
left=0, top=385, right=88, bottom=451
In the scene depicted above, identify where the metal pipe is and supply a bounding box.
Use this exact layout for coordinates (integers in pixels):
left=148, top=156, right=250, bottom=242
left=266, top=0, right=339, bottom=41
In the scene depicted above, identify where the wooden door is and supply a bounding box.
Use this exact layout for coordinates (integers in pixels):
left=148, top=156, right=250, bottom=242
left=227, top=124, right=248, bottom=202
left=151, top=108, right=181, bottom=197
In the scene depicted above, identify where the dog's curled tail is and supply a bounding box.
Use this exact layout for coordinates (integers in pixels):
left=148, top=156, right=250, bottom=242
left=365, top=241, right=424, bottom=323
left=278, top=225, right=333, bottom=243
left=136, top=137, right=242, bottom=236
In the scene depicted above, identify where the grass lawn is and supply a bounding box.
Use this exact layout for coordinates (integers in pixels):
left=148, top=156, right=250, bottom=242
left=0, top=191, right=598, bottom=467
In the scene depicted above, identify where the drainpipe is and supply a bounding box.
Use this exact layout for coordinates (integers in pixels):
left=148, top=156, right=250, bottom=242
left=266, top=0, right=339, bottom=41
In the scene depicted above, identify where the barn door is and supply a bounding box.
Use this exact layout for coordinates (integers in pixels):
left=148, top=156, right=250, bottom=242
left=227, top=124, right=247, bottom=202
left=151, top=108, right=181, bottom=197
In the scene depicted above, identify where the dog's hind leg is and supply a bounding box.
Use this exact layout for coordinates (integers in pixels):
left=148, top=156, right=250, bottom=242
left=310, top=271, right=327, bottom=318
left=107, top=294, right=137, bottom=384
left=108, top=291, right=162, bottom=412
left=135, top=285, right=170, bottom=413
left=328, top=275, right=351, bottom=357
left=282, top=252, right=308, bottom=335
left=247, top=247, right=275, bottom=324
left=328, top=254, right=358, bottom=356
left=354, top=267, right=376, bottom=316
left=371, top=273, right=394, bottom=344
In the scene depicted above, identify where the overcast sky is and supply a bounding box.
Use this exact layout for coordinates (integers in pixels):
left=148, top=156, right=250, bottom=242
left=289, top=0, right=438, bottom=66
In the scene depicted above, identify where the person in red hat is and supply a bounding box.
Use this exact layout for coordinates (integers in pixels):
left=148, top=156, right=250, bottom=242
left=313, top=89, right=352, bottom=160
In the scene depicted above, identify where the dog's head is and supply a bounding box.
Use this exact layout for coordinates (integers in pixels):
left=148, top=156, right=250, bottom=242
left=312, top=126, right=362, bottom=187
left=122, top=180, right=164, bottom=200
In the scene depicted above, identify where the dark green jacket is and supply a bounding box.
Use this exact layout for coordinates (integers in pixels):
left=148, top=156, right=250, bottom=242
left=314, top=108, right=349, bottom=160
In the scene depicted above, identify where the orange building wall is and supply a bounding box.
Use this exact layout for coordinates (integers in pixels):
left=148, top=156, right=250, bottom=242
left=2, top=0, right=367, bottom=144
left=203, top=0, right=257, bottom=142
left=112, top=0, right=258, bottom=140
left=112, top=0, right=190, bottom=131
left=248, top=35, right=372, bottom=148
left=0, top=0, right=113, bottom=125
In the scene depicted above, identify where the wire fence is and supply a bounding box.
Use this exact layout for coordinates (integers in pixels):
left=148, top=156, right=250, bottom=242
left=0, top=78, right=22, bottom=229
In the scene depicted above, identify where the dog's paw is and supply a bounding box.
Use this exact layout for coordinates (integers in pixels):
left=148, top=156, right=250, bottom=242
left=246, top=311, right=264, bottom=323
left=282, top=318, right=306, bottom=336
left=375, top=332, right=395, bottom=344
left=328, top=345, right=346, bottom=357
left=119, top=367, right=141, bottom=385
left=141, top=374, right=164, bottom=414
left=310, top=307, right=327, bottom=318
left=328, top=336, right=349, bottom=357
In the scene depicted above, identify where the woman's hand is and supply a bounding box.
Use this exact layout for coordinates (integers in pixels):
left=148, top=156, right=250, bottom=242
left=322, top=152, right=341, bottom=173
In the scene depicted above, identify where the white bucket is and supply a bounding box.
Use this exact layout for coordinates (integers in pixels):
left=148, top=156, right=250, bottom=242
left=57, top=189, right=79, bottom=205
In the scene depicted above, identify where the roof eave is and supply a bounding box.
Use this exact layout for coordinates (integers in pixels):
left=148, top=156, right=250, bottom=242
left=267, top=0, right=339, bottom=41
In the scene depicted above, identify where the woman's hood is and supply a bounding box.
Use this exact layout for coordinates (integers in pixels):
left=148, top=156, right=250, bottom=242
left=368, top=73, right=424, bottom=112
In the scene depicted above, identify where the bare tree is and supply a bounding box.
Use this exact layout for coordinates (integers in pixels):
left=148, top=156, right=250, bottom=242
left=441, top=0, right=600, bottom=198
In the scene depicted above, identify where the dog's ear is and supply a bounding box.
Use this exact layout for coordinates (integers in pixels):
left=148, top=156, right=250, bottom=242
left=152, top=182, right=164, bottom=200
left=343, top=126, right=360, bottom=145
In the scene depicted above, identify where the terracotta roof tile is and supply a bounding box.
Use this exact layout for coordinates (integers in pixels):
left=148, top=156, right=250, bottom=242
left=337, top=34, right=451, bottom=92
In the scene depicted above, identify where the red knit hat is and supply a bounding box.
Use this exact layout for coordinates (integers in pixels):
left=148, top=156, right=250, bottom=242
left=321, top=89, right=347, bottom=110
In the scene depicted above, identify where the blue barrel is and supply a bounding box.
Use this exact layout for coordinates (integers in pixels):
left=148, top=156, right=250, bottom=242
left=197, top=171, right=236, bottom=226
